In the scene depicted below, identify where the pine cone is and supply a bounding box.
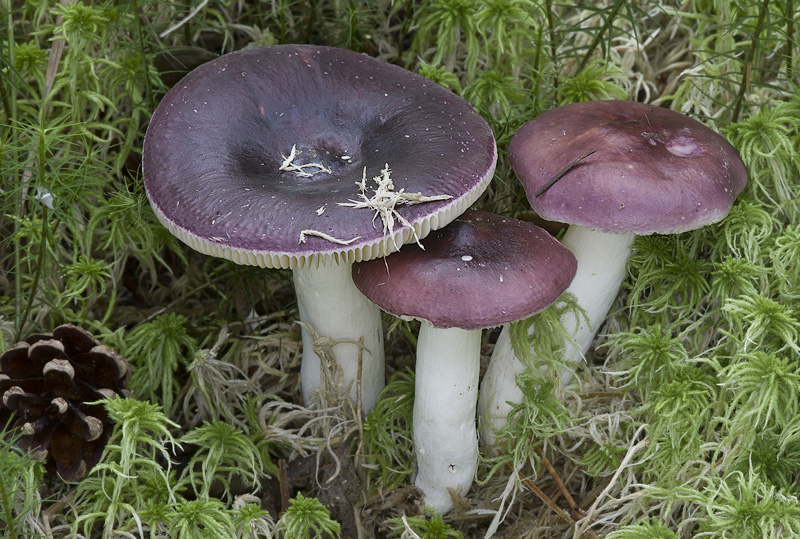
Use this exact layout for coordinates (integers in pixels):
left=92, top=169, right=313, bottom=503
left=0, top=324, right=132, bottom=481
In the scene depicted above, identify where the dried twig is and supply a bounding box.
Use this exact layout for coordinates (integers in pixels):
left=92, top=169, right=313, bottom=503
left=536, top=446, right=581, bottom=513
left=279, top=458, right=290, bottom=516
left=159, top=0, right=210, bottom=38
left=498, top=446, right=600, bottom=538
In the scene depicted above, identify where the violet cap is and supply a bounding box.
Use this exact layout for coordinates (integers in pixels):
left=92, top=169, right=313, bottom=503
left=143, top=45, right=497, bottom=269
left=352, top=210, right=577, bottom=330
left=509, top=100, right=747, bottom=235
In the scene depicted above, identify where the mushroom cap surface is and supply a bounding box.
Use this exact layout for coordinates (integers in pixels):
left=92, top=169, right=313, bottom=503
left=352, top=210, right=577, bottom=330
left=143, top=44, right=497, bottom=269
left=509, top=100, right=747, bottom=235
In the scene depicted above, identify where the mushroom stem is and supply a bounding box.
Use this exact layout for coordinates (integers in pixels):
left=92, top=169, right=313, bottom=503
left=294, top=260, right=385, bottom=413
left=479, top=227, right=634, bottom=446
left=413, top=323, right=481, bottom=513
left=558, top=227, right=635, bottom=375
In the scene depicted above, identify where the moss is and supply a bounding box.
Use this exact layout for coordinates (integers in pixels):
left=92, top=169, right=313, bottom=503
left=2, top=0, right=799, bottom=536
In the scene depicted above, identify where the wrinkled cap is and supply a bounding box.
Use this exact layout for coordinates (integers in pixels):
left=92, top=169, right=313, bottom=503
left=509, top=100, right=747, bottom=235
left=143, top=44, right=497, bottom=269
left=352, top=210, right=577, bottom=330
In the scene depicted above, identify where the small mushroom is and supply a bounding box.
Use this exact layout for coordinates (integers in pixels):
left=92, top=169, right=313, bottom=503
left=479, top=100, right=747, bottom=445
left=352, top=210, right=576, bottom=512
left=143, top=44, right=497, bottom=412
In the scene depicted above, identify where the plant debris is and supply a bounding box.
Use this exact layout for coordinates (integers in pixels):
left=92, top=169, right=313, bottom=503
left=279, top=144, right=333, bottom=177
left=299, top=164, right=452, bottom=249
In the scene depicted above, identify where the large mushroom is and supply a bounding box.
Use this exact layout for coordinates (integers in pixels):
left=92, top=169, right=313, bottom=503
left=143, top=45, right=497, bottom=412
left=352, top=210, right=576, bottom=512
left=479, top=100, right=747, bottom=444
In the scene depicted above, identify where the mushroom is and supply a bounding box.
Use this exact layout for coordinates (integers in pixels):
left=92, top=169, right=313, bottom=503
left=142, top=45, right=497, bottom=413
left=479, top=100, right=747, bottom=444
left=352, top=210, right=576, bottom=512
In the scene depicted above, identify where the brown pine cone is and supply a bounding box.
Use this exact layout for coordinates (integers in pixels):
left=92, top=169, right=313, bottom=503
left=0, top=324, right=132, bottom=481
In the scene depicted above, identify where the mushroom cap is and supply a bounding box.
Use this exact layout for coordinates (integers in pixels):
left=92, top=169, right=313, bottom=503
left=352, top=210, right=577, bottom=330
left=509, top=100, right=747, bottom=235
left=143, top=44, right=497, bottom=269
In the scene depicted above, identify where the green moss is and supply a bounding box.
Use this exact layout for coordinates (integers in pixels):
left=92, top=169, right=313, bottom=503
left=278, top=492, right=341, bottom=539
left=607, top=518, right=679, bottom=539
left=387, top=509, right=462, bottom=538
left=2, top=0, right=800, bottom=536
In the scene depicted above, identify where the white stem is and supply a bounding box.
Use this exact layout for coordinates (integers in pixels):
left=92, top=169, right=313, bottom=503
left=477, top=326, right=520, bottom=447
left=413, top=324, right=481, bottom=513
left=478, top=227, right=635, bottom=446
left=294, top=261, right=385, bottom=412
left=559, top=227, right=635, bottom=376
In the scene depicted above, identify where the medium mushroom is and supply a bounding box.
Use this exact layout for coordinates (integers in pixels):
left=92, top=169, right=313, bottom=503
left=479, top=100, right=747, bottom=444
left=142, top=45, right=496, bottom=412
left=352, top=210, right=576, bottom=512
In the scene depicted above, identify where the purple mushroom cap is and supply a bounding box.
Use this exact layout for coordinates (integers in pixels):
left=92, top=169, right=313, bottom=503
left=509, top=100, right=747, bottom=235
left=143, top=44, right=497, bottom=269
left=352, top=210, right=577, bottom=330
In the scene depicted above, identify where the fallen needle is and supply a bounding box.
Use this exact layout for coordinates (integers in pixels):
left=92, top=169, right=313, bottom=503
left=535, top=149, right=598, bottom=197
